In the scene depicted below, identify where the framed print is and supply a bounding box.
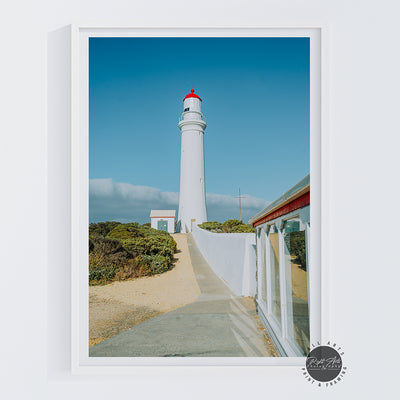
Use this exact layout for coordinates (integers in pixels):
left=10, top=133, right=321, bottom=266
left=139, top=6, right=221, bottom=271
left=71, top=26, right=323, bottom=373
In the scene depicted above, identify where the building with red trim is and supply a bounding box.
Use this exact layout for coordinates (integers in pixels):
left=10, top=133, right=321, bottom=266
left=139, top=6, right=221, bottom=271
left=150, top=210, right=176, bottom=233
left=248, top=175, right=310, bottom=357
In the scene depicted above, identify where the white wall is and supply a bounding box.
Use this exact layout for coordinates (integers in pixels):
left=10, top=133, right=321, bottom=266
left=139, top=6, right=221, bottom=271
left=192, top=225, right=256, bottom=296
left=151, top=217, right=175, bottom=233
left=167, top=218, right=175, bottom=233
left=2, top=1, right=400, bottom=399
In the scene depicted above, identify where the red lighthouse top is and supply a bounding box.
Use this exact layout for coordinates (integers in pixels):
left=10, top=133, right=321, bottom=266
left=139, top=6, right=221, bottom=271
left=183, top=88, right=202, bottom=101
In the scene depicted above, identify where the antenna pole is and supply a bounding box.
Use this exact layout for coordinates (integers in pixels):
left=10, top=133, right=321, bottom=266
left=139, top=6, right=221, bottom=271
left=239, top=188, right=242, bottom=221
left=235, top=189, right=247, bottom=222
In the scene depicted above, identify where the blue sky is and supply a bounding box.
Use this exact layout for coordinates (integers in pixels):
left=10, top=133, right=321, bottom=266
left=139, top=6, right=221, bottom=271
left=89, top=37, right=310, bottom=224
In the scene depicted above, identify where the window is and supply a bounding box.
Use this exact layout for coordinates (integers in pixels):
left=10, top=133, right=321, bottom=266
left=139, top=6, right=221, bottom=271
left=283, top=218, right=310, bottom=355
left=184, top=107, right=189, bottom=112
left=261, top=229, right=267, bottom=303
left=268, top=225, right=281, bottom=324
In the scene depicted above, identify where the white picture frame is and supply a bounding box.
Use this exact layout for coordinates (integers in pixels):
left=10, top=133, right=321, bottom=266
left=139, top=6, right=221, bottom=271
left=71, top=26, right=325, bottom=374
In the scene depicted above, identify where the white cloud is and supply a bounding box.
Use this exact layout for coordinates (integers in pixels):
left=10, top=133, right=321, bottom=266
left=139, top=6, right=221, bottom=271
left=89, top=179, right=269, bottom=224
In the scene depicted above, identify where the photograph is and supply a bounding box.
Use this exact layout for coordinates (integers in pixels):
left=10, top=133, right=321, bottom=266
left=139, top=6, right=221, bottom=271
left=87, top=36, right=312, bottom=358
left=4, top=0, right=400, bottom=397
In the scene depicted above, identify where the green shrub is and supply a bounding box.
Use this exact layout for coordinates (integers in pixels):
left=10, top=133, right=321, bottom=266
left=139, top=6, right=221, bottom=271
left=90, top=236, right=124, bottom=253
left=89, top=221, right=121, bottom=238
left=88, top=221, right=177, bottom=285
left=198, top=221, right=222, bottom=232
left=89, top=237, right=131, bottom=265
left=89, top=264, right=119, bottom=285
left=199, top=219, right=255, bottom=233
left=222, top=219, right=243, bottom=232
left=141, top=254, right=170, bottom=275
left=230, top=224, right=256, bottom=233
left=122, top=236, right=175, bottom=261
left=122, top=236, right=157, bottom=257
left=88, top=237, right=132, bottom=284
left=114, top=257, right=152, bottom=280
left=136, top=227, right=177, bottom=254
left=106, top=223, right=145, bottom=240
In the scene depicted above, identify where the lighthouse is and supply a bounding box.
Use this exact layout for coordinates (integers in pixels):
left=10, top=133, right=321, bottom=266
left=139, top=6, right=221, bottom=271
left=177, top=89, right=207, bottom=233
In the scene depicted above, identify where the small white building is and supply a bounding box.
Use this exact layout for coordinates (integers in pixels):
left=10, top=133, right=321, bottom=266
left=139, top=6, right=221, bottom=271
left=150, top=210, right=176, bottom=233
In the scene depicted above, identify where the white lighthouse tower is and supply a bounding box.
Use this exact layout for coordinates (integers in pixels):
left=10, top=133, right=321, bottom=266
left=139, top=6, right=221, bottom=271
left=177, top=89, right=207, bottom=233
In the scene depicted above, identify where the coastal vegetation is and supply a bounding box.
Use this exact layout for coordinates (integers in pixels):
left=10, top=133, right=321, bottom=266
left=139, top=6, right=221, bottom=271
left=89, top=222, right=177, bottom=285
left=198, top=219, right=256, bottom=233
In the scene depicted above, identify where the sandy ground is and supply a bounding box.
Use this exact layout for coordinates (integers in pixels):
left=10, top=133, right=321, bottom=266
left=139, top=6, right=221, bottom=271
left=89, top=234, right=201, bottom=347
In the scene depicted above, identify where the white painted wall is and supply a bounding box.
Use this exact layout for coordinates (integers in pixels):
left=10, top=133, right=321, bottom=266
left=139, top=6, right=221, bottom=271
left=183, top=96, right=202, bottom=112
left=150, top=217, right=175, bottom=233
left=168, top=218, right=174, bottom=233
left=192, top=225, right=256, bottom=296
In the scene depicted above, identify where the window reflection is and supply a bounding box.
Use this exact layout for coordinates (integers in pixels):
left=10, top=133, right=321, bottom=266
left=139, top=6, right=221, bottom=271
left=268, top=227, right=281, bottom=324
left=284, top=219, right=310, bottom=355
left=261, top=230, right=267, bottom=303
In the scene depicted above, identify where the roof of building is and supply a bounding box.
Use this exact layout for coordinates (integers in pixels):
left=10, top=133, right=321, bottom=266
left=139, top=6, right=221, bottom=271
left=183, top=88, right=202, bottom=101
left=150, top=210, right=176, bottom=218
left=248, top=174, right=310, bottom=225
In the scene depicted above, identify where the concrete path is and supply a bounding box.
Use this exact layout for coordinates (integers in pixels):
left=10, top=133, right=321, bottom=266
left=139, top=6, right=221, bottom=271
left=89, top=234, right=273, bottom=357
